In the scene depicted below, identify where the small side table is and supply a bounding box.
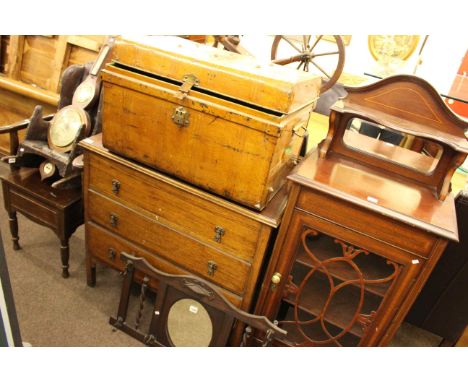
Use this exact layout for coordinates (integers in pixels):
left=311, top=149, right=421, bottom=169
left=1, top=168, right=83, bottom=278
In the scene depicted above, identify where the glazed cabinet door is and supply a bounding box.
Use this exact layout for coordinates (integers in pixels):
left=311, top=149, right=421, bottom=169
left=260, top=210, right=423, bottom=346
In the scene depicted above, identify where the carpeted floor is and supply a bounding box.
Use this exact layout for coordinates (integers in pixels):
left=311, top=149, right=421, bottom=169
left=0, top=162, right=443, bottom=347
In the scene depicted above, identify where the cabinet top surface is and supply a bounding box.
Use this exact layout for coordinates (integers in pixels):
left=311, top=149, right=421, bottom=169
left=290, top=150, right=459, bottom=241
left=80, top=134, right=287, bottom=227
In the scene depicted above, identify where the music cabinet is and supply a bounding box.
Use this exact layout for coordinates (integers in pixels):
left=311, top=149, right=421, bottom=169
left=253, top=75, right=468, bottom=346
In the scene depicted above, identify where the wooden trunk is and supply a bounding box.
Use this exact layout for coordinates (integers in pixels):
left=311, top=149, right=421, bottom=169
left=101, top=36, right=321, bottom=210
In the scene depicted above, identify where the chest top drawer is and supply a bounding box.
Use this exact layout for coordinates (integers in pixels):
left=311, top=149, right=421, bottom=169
left=87, top=153, right=270, bottom=262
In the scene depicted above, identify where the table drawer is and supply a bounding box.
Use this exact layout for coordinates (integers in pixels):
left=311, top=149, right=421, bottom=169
left=88, top=153, right=262, bottom=262
left=297, top=188, right=437, bottom=258
left=86, top=222, right=242, bottom=308
left=9, top=188, right=58, bottom=228
left=87, top=190, right=251, bottom=296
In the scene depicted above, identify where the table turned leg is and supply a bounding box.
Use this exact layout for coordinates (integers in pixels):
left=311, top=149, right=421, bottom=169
left=60, top=239, right=70, bottom=278
left=8, top=211, right=21, bottom=250
left=86, top=260, right=96, bottom=287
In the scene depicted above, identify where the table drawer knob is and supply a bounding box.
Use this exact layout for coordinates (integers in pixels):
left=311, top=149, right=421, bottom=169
left=207, top=260, right=217, bottom=277
left=110, top=213, right=119, bottom=227
left=214, top=226, right=225, bottom=243
left=111, top=179, right=121, bottom=195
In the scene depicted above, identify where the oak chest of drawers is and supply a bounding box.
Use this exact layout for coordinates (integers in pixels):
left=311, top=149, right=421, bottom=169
left=80, top=134, right=287, bottom=311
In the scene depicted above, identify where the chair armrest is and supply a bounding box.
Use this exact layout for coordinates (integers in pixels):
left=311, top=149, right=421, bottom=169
left=0, top=113, right=55, bottom=155
left=0, top=114, right=55, bottom=135
left=0, top=119, right=30, bottom=134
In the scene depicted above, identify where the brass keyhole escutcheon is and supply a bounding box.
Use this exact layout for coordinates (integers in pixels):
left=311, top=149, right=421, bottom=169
left=172, top=106, right=190, bottom=127
left=207, top=260, right=217, bottom=277
left=112, top=179, right=121, bottom=195
left=110, top=213, right=119, bottom=227
left=214, top=226, right=225, bottom=243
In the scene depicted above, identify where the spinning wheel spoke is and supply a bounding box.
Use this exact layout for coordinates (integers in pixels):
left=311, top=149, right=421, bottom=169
left=309, top=35, right=323, bottom=51
left=281, top=36, right=303, bottom=53
left=297, top=60, right=304, bottom=70
left=310, top=60, right=332, bottom=79
left=313, top=51, right=340, bottom=57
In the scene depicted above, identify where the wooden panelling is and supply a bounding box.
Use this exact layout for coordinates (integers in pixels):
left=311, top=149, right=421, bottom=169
left=0, top=36, right=10, bottom=73
left=0, top=35, right=107, bottom=154
left=20, top=36, right=56, bottom=89
left=0, top=88, right=55, bottom=155
left=68, top=45, right=96, bottom=67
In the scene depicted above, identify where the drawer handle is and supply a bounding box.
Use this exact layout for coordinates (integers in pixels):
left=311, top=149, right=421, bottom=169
left=108, top=248, right=116, bottom=260
left=214, top=226, right=225, bottom=243
left=111, top=179, right=121, bottom=195
left=207, top=260, right=217, bottom=277
left=110, top=213, right=119, bottom=227
left=292, top=123, right=308, bottom=138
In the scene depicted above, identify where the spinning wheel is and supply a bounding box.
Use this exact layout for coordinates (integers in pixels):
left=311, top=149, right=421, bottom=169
left=204, top=35, right=345, bottom=93
left=271, top=35, right=345, bottom=93
left=211, top=35, right=243, bottom=54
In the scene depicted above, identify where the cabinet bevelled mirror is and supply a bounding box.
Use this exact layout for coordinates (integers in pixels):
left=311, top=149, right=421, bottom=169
left=343, top=118, right=443, bottom=174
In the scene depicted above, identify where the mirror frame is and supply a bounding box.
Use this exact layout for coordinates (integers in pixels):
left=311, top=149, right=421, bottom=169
left=343, top=117, right=443, bottom=175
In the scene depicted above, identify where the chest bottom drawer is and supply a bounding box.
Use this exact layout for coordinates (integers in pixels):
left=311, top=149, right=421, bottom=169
left=87, top=190, right=251, bottom=296
left=86, top=222, right=242, bottom=307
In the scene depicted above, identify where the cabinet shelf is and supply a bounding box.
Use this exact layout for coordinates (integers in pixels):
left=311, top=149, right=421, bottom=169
left=295, top=233, right=394, bottom=297
left=283, top=265, right=383, bottom=338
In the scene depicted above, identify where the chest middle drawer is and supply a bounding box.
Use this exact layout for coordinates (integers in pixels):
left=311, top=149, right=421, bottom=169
left=88, top=153, right=262, bottom=262
left=87, top=190, right=251, bottom=296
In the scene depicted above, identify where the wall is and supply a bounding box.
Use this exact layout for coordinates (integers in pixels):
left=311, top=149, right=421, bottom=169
left=342, top=34, right=467, bottom=95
